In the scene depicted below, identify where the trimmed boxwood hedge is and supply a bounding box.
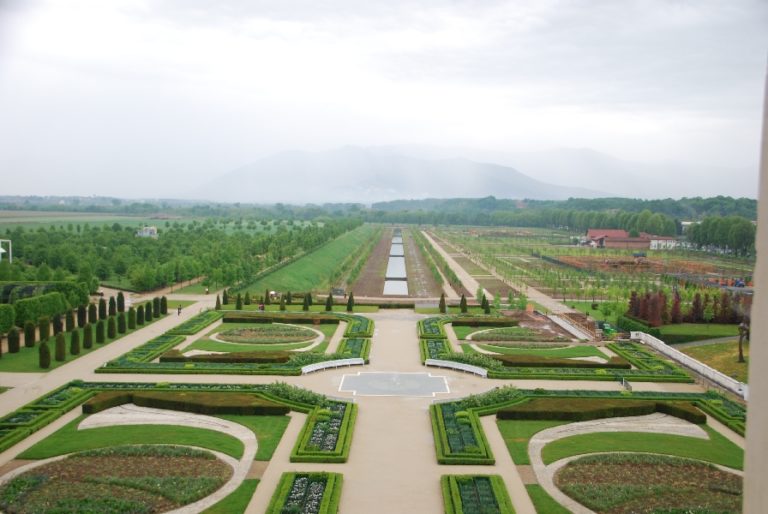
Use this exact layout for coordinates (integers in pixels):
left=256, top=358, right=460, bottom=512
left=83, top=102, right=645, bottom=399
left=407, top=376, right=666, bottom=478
left=223, top=312, right=339, bottom=325
left=82, top=391, right=290, bottom=416
left=265, top=472, right=343, bottom=514
left=492, top=354, right=630, bottom=369
left=431, top=403, right=495, bottom=465
left=496, top=397, right=706, bottom=424
left=291, top=403, right=357, bottom=463
left=167, top=310, right=223, bottom=335
left=160, top=349, right=291, bottom=364
left=441, top=475, right=515, bottom=514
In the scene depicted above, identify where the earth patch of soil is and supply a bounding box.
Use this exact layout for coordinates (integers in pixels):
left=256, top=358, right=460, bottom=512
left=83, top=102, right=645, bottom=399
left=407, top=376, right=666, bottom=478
left=350, top=228, right=392, bottom=297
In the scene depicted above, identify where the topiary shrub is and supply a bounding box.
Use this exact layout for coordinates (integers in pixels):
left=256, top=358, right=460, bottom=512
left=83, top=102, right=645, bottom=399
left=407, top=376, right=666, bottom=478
left=244, top=292, right=251, bottom=305
left=83, top=323, right=93, bottom=349
left=117, top=292, right=125, bottom=313
left=236, top=294, right=243, bottom=310
left=98, top=298, right=107, bottom=320
left=222, top=289, right=229, bottom=305
left=128, top=307, right=136, bottom=329
left=77, top=305, right=87, bottom=328
left=153, top=297, right=160, bottom=316
left=160, top=296, right=168, bottom=315
left=65, top=310, right=75, bottom=332
left=24, top=320, right=36, bottom=348
left=8, top=327, right=20, bottom=353
left=88, top=303, right=98, bottom=324
left=145, top=302, right=153, bottom=321
left=117, top=312, right=126, bottom=334
left=38, top=316, right=50, bottom=341
left=108, top=296, right=116, bottom=316
left=52, top=314, right=62, bottom=335
left=39, top=340, right=51, bottom=369
left=55, top=332, right=66, bottom=362
left=107, top=316, right=116, bottom=339
left=215, top=295, right=221, bottom=310
left=69, top=330, right=80, bottom=355
left=136, top=305, right=145, bottom=325
left=96, top=320, right=105, bottom=344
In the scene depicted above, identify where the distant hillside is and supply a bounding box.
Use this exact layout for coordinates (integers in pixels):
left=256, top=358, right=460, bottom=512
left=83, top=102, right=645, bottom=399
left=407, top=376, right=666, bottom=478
left=194, top=147, right=609, bottom=203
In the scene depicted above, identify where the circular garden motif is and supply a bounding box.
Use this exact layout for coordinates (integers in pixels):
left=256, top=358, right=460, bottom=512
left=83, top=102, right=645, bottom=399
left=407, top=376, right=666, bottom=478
left=0, top=445, right=233, bottom=513
left=216, top=324, right=317, bottom=344
left=554, top=453, right=742, bottom=513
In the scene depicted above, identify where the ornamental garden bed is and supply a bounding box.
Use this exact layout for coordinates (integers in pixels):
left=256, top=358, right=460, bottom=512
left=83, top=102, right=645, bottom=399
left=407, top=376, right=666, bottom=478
left=266, top=472, right=343, bottom=514
left=292, top=402, right=357, bottom=463
left=215, top=324, right=317, bottom=344
left=0, top=445, right=232, bottom=514
left=441, top=475, right=515, bottom=514
left=554, top=453, right=741, bottom=514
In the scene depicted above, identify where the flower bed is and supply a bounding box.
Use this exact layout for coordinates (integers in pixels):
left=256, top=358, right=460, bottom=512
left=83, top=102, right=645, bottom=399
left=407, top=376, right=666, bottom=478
left=418, top=317, right=449, bottom=339
left=336, top=338, right=371, bottom=362
left=216, top=324, right=317, bottom=344
left=441, top=475, right=515, bottom=514
left=291, top=402, right=357, bottom=463
left=431, top=403, right=495, bottom=465
left=420, top=339, right=451, bottom=362
left=266, top=472, right=343, bottom=514
left=167, top=310, right=223, bottom=335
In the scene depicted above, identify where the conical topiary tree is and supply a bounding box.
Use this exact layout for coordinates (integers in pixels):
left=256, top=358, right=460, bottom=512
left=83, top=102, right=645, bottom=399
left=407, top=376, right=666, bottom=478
left=24, top=321, right=35, bottom=348
left=236, top=294, right=243, bottom=310
left=279, top=295, right=286, bottom=311
left=55, top=332, right=66, bottom=362
left=136, top=305, right=145, bottom=325
left=439, top=293, right=446, bottom=314
left=98, top=298, right=107, bottom=320
left=324, top=292, right=333, bottom=312
left=88, top=303, right=98, bottom=324
left=302, top=295, right=310, bottom=312
left=107, top=316, right=116, bottom=339
left=346, top=292, right=354, bottom=313
left=307, top=292, right=313, bottom=306
left=108, top=296, right=117, bottom=316
left=38, top=317, right=50, bottom=342
left=460, top=294, right=468, bottom=314
left=215, top=295, right=221, bottom=310
left=145, top=302, right=153, bottom=321
left=286, top=291, right=293, bottom=305
left=117, top=291, right=125, bottom=313
left=39, top=340, right=51, bottom=369
left=65, top=310, right=75, bottom=332
left=8, top=327, right=20, bottom=353
left=264, top=289, right=271, bottom=305
left=128, top=307, right=136, bottom=329
left=77, top=304, right=87, bottom=328
left=152, top=297, right=161, bottom=316
left=83, top=323, right=93, bottom=349
left=160, top=296, right=168, bottom=315
left=222, top=289, right=229, bottom=305
left=244, top=292, right=251, bottom=305
left=96, top=319, right=105, bottom=343
left=70, top=330, right=80, bottom=355
left=118, top=312, right=127, bottom=334
left=52, top=314, right=62, bottom=336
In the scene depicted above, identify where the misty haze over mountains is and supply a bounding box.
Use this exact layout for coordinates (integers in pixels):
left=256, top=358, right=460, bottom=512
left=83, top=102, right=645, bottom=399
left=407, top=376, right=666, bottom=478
left=193, top=146, right=756, bottom=204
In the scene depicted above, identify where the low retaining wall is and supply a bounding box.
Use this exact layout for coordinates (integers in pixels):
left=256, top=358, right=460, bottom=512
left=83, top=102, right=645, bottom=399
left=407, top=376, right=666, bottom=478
left=631, top=331, right=748, bottom=400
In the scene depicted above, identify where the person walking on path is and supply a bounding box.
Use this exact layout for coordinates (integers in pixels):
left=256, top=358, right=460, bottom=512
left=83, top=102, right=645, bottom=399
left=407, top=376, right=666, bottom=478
left=177, top=305, right=182, bottom=316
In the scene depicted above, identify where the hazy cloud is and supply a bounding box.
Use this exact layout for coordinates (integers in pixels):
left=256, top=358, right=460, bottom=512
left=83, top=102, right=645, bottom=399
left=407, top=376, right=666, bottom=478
left=0, top=0, right=765, bottom=199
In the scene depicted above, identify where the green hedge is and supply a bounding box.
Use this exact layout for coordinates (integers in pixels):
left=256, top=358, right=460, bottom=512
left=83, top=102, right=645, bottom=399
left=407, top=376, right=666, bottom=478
left=0, top=281, right=88, bottom=308
left=167, top=310, right=223, bottom=335
left=82, top=391, right=290, bottom=416
left=0, top=304, right=14, bottom=333
left=420, top=338, right=451, bottom=362
left=492, top=354, right=630, bottom=369
left=265, top=472, right=343, bottom=514
left=291, top=403, right=357, bottom=463
left=13, top=292, right=69, bottom=325
left=223, top=312, right=339, bottom=325
left=160, top=349, right=291, bottom=364
left=418, top=317, right=449, bottom=339
left=616, top=315, right=661, bottom=338
left=431, top=403, right=495, bottom=465
left=496, top=398, right=705, bottom=424
left=441, top=475, right=515, bottom=514
left=336, top=338, right=370, bottom=362
left=451, top=318, right=518, bottom=328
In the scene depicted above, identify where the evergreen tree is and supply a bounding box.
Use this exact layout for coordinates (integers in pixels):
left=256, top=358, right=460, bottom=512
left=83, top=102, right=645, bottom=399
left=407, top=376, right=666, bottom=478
left=481, top=294, right=489, bottom=311
left=108, top=296, right=117, bottom=316
left=77, top=305, right=87, bottom=328
left=279, top=295, right=286, bottom=311
left=136, top=305, right=145, bottom=325
left=8, top=327, right=19, bottom=353
left=236, top=294, right=243, bottom=310
left=346, top=292, right=355, bottom=312
left=70, top=330, right=80, bottom=355
left=160, top=296, right=168, bottom=315
left=244, top=292, right=252, bottom=305
left=55, top=333, right=66, bottom=362
left=88, top=303, right=98, bottom=324
left=459, top=294, right=468, bottom=314
left=96, top=320, right=105, bottom=343
left=118, top=312, right=127, bottom=333
left=302, top=295, right=310, bottom=311
left=24, top=321, right=35, bottom=348
left=215, top=295, right=221, bottom=310
left=152, top=297, right=160, bottom=316
left=98, top=298, right=107, bottom=320
left=39, top=340, right=51, bottom=369
left=265, top=289, right=271, bottom=305
left=83, top=323, right=93, bottom=349
left=439, top=293, right=446, bottom=314
left=117, top=291, right=125, bottom=312
left=286, top=291, right=293, bottom=305
left=52, top=314, right=62, bottom=335
left=482, top=295, right=491, bottom=315
left=128, top=307, right=136, bottom=329
left=222, top=289, right=229, bottom=305
left=38, top=317, right=50, bottom=341
left=65, top=310, right=75, bottom=332
left=307, top=292, right=313, bottom=306
left=145, top=302, right=153, bottom=321
left=325, top=292, right=333, bottom=312
left=107, top=317, right=116, bottom=338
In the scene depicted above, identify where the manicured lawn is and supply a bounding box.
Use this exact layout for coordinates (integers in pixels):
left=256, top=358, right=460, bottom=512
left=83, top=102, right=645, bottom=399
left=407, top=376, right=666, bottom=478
left=496, top=419, right=568, bottom=464
left=173, top=282, right=211, bottom=294
left=541, top=425, right=744, bottom=469
left=187, top=323, right=338, bottom=353
left=220, top=303, right=379, bottom=313
left=167, top=299, right=196, bottom=309
left=19, top=416, right=245, bottom=460
left=243, top=225, right=378, bottom=293
left=203, top=479, right=259, bottom=514
left=217, top=415, right=291, bottom=461
left=660, top=323, right=739, bottom=340
left=526, top=484, right=570, bottom=514
left=476, top=344, right=605, bottom=359
left=0, top=314, right=166, bottom=373
left=682, top=341, right=749, bottom=382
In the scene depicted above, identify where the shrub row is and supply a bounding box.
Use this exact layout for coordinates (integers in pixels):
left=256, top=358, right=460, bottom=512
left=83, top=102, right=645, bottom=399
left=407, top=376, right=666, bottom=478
left=607, top=342, right=684, bottom=373
left=496, top=397, right=706, bottom=424
left=441, top=475, right=514, bottom=514
left=418, top=317, right=449, bottom=339
left=167, top=310, right=223, bottom=335
left=160, top=349, right=291, bottom=364
left=82, top=391, right=290, bottom=416
left=420, top=338, right=451, bottom=362
left=340, top=314, right=374, bottom=338
left=336, top=338, right=371, bottom=362
left=0, top=305, right=14, bottom=333
left=431, top=403, right=495, bottom=465
left=223, top=312, right=339, bottom=325
left=13, top=292, right=69, bottom=325
left=451, top=318, right=518, bottom=328
left=265, top=472, right=343, bottom=514
left=0, top=281, right=88, bottom=309
left=616, top=315, right=662, bottom=338
left=492, top=354, right=630, bottom=369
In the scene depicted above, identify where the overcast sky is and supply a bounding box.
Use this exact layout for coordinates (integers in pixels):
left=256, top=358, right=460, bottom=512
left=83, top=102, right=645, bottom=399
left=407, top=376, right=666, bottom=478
left=0, top=0, right=766, bottom=200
